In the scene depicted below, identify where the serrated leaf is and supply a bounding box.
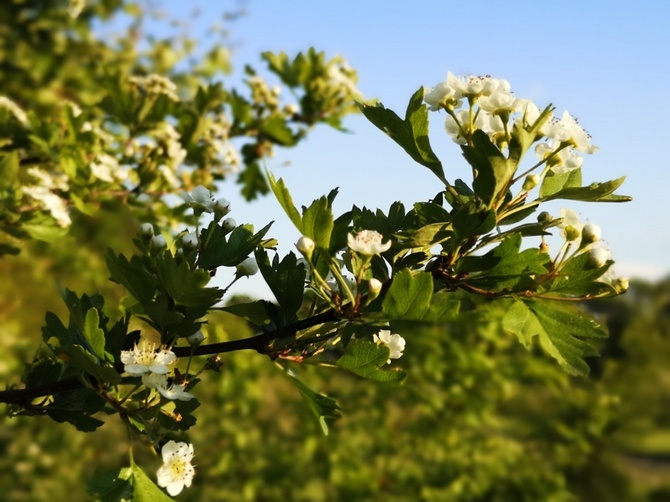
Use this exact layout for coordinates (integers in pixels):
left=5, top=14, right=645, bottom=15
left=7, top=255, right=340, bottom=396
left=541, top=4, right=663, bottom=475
left=106, top=250, right=157, bottom=303
left=84, top=308, right=106, bottom=359
left=382, top=269, right=459, bottom=323
left=58, top=345, right=122, bottom=384
left=502, top=300, right=606, bottom=375
left=155, top=253, right=222, bottom=308
left=463, top=130, right=515, bottom=207
left=255, top=249, right=306, bottom=323
left=336, top=339, right=407, bottom=382
left=199, top=221, right=272, bottom=269
left=260, top=114, right=298, bottom=146
left=267, top=172, right=302, bottom=230
left=88, top=467, right=133, bottom=502
left=302, top=196, right=333, bottom=249
left=288, top=374, right=341, bottom=435
left=358, top=89, right=446, bottom=184
left=539, top=176, right=631, bottom=203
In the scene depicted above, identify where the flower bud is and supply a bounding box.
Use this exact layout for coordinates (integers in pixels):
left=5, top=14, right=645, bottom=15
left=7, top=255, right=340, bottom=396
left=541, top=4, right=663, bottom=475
left=564, top=225, right=581, bottom=242
left=539, top=242, right=550, bottom=254
left=367, top=278, right=383, bottom=303
left=187, top=331, right=205, bottom=346
left=140, top=223, right=154, bottom=238
left=522, top=174, right=540, bottom=191
left=613, top=277, right=629, bottom=293
left=222, top=217, right=236, bottom=234
left=582, top=223, right=601, bottom=244
left=587, top=246, right=610, bottom=268
left=150, top=234, right=167, bottom=250
left=182, top=231, right=198, bottom=249
left=214, top=198, right=231, bottom=220
left=236, top=257, right=258, bottom=277
left=296, top=236, right=315, bottom=258
left=537, top=211, right=552, bottom=223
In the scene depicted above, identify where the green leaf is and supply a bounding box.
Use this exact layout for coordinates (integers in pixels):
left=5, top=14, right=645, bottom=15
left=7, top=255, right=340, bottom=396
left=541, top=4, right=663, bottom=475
left=84, top=308, right=106, bottom=359
left=336, top=339, right=407, bottom=382
left=457, top=234, right=549, bottom=291
left=463, top=130, right=515, bottom=207
left=539, top=168, right=582, bottom=199
left=502, top=300, right=606, bottom=375
left=543, top=252, right=615, bottom=297
left=46, top=387, right=107, bottom=432
left=88, top=467, right=133, bottom=502
left=538, top=176, right=631, bottom=203
left=451, top=199, right=497, bottom=240
left=255, top=249, right=306, bottom=323
left=302, top=196, right=334, bottom=249
left=237, top=161, right=270, bottom=201
left=382, top=269, right=459, bottom=323
left=288, top=374, right=341, bottom=435
left=358, top=88, right=446, bottom=184
left=199, top=221, right=272, bottom=269
left=155, top=253, right=223, bottom=308
left=0, top=151, right=18, bottom=189
left=260, top=114, right=298, bottom=146
left=267, top=172, right=302, bottom=230
left=58, top=345, right=122, bottom=384
left=131, top=462, right=175, bottom=502
left=106, top=250, right=157, bottom=303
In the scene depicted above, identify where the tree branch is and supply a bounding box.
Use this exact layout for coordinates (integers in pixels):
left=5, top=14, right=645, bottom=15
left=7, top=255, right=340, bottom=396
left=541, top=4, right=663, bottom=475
left=0, top=310, right=341, bottom=405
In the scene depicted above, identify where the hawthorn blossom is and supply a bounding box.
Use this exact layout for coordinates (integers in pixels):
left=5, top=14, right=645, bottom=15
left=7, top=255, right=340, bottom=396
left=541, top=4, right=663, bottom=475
left=120, top=345, right=176, bottom=376
left=557, top=208, right=583, bottom=243
left=582, top=223, right=602, bottom=244
left=22, top=186, right=71, bottom=227
left=535, top=142, right=583, bottom=174
left=130, top=74, right=179, bottom=101
left=181, top=186, right=214, bottom=214
left=588, top=245, right=611, bottom=268
left=142, top=374, right=195, bottom=401
left=373, top=330, right=406, bottom=364
left=157, top=441, right=195, bottom=496
left=347, top=230, right=391, bottom=256
left=546, top=111, right=598, bottom=154
left=423, top=82, right=460, bottom=111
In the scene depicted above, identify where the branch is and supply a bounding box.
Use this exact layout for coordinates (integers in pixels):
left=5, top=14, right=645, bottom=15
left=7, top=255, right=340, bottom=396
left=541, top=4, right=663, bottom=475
left=0, top=310, right=341, bottom=405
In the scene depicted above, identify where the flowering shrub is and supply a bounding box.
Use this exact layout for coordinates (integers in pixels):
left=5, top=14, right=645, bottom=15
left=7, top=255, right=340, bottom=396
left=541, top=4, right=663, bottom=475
left=0, top=2, right=631, bottom=500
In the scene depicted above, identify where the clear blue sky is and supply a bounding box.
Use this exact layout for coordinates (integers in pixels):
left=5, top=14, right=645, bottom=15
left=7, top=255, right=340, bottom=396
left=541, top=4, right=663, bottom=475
left=127, top=0, right=670, bottom=294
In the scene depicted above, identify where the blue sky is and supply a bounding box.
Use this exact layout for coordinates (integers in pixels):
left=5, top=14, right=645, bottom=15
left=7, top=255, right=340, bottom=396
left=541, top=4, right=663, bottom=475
left=129, top=1, right=670, bottom=294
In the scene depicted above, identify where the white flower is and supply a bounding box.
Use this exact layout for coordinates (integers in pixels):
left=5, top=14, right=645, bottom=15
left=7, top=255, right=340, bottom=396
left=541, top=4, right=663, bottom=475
left=423, top=82, right=460, bottom=111
left=296, top=236, right=315, bottom=257
left=0, top=96, right=28, bottom=125
left=26, top=167, right=69, bottom=191
left=130, top=74, right=179, bottom=101
left=347, top=230, right=392, bottom=256
left=445, top=109, right=503, bottom=145
left=214, top=198, right=231, bottom=218
left=547, top=111, right=598, bottom=154
left=582, top=223, right=602, bottom=244
left=22, top=186, right=71, bottom=227
left=187, top=331, right=205, bottom=346
left=90, top=154, right=123, bottom=183
left=478, top=79, right=517, bottom=115
left=535, top=141, right=583, bottom=174
left=139, top=223, right=154, bottom=238
left=150, top=234, right=167, bottom=250
left=588, top=245, right=611, bottom=268
left=368, top=278, right=382, bottom=295
left=181, top=186, right=214, bottom=214
left=181, top=231, right=198, bottom=249
left=236, top=257, right=258, bottom=277
left=120, top=344, right=176, bottom=376
left=157, top=441, right=195, bottom=496
left=143, top=373, right=195, bottom=401
left=222, top=217, right=236, bottom=233
left=373, top=330, right=406, bottom=364
left=558, top=208, right=583, bottom=243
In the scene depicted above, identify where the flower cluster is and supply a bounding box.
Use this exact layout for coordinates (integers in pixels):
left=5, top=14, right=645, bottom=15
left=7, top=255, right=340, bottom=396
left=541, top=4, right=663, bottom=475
left=129, top=74, right=179, bottom=101
left=423, top=72, right=598, bottom=175
left=347, top=230, right=391, bottom=256
left=22, top=168, right=71, bottom=227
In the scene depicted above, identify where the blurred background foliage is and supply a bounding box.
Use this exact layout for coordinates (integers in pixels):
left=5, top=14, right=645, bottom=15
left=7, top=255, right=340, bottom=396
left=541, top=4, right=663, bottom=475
left=1, top=1, right=669, bottom=501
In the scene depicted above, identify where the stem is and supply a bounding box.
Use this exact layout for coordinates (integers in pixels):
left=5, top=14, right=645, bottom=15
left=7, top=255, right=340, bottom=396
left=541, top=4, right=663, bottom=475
left=0, top=311, right=340, bottom=404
